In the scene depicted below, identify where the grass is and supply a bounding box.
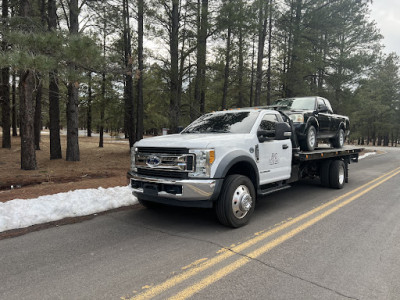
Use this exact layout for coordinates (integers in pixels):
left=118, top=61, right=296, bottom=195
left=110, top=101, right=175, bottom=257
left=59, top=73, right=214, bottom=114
left=0, top=131, right=131, bottom=202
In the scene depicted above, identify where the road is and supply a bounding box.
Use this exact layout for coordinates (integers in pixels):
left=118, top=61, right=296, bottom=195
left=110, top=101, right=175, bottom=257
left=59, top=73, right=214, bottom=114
left=1, top=146, right=400, bottom=300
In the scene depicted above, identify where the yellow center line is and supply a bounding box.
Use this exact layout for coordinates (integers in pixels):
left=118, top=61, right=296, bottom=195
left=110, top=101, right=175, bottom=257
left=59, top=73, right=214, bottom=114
left=169, top=169, right=400, bottom=300
left=130, top=167, right=400, bottom=300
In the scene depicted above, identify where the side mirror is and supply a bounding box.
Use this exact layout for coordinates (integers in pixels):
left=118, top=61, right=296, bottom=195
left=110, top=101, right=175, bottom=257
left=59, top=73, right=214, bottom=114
left=257, top=129, right=274, bottom=143
left=275, top=122, right=292, bottom=140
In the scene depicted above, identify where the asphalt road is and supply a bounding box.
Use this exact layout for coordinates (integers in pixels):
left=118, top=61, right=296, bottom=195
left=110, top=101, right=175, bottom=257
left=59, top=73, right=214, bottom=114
left=1, top=146, right=400, bottom=300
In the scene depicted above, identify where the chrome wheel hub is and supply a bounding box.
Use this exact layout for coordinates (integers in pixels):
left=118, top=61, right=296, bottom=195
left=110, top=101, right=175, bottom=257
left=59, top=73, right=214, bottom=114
left=339, top=165, right=345, bottom=184
left=309, top=130, right=316, bottom=147
left=339, top=132, right=344, bottom=146
left=232, top=185, right=253, bottom=219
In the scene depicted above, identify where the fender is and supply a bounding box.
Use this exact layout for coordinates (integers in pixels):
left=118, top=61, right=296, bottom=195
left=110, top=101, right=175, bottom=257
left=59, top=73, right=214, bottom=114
left=214, top=150, right=260, bottom=186
left=305, top=116, right=319, bottom=133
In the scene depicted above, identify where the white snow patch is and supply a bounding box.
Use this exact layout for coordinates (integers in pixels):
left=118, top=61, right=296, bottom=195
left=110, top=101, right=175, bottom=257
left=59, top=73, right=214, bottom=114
left=358, top=152, right=377, bottom=160
left=0, top=185, right=138, bottom=233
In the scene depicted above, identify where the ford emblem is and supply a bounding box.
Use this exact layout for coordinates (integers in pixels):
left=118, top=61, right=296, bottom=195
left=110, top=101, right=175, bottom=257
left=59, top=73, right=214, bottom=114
left=146, top=155, right=161, bottom=167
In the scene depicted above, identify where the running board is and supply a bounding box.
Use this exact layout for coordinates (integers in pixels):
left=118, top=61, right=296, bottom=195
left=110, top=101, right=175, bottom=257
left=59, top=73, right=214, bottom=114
left=258, top=184, right=291, bottom=196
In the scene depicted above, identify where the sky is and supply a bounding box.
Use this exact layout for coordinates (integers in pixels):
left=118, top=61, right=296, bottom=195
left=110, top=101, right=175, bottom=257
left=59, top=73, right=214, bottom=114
left=370, top=0, right=400, bottom=55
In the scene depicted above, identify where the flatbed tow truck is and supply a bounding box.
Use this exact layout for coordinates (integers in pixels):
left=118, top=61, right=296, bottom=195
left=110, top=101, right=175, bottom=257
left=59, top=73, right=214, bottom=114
left=128, top=108, right=363, bottom=227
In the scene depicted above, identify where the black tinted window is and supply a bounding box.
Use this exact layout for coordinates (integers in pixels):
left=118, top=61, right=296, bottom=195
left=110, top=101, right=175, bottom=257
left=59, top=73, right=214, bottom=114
left=259, top=114, right=278, bottom=131
left=181, top=111, right=260, bottom=134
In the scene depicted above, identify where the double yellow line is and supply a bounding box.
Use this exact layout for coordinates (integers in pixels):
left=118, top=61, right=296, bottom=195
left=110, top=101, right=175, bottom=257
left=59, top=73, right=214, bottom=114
left=130, top=167, right=400, bottom=300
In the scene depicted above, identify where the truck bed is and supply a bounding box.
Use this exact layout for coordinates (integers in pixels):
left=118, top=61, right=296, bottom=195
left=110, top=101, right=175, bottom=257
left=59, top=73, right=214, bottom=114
left=293, top=146, right=364, bottom=162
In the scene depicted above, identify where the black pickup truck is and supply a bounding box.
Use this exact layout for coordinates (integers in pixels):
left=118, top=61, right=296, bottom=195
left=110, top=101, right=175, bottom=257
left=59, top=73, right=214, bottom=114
left=269, top=96, right=350, bottom=151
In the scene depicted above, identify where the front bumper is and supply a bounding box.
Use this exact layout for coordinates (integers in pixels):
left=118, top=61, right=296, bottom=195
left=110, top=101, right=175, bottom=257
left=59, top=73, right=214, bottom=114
left=127, top=171, right=222, bottom=206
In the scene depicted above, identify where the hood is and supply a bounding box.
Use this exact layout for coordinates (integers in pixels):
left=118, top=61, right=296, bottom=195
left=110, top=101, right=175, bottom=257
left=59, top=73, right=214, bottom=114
left=283, top=109, right=313, bottom=114
left=135, top=133, right=252, bottom=149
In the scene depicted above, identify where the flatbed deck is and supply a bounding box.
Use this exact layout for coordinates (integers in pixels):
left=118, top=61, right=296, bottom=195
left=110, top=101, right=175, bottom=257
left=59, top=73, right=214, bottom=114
left=293, top=146, right=364, bottom=162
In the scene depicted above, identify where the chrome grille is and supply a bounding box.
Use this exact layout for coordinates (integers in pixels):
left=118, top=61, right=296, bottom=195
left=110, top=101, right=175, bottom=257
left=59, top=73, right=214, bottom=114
left=136, top=150, right=194, bottom=172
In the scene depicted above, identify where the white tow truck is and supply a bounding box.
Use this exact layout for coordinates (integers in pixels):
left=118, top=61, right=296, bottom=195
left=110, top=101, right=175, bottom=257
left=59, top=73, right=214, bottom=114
left=127, top=108, right=362, bottom=227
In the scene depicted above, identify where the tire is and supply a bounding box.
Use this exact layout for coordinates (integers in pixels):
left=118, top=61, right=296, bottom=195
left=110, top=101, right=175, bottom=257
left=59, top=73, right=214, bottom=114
left=320, top=160, right=332, bottom=188
left=300, top=125, right=317, bottom=151
left=332, top=128, right=345, bottom=148
left=215, top=175, right=256, bottom=228
left=329, top=160, right=346, bottom=189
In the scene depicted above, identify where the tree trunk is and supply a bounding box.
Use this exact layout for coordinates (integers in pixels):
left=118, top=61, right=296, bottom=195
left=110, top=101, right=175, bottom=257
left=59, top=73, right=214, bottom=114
left=87, top=72, right=92, bottom=137
left=34, top=75, right=42, bottom=150
left=136, top=0, right=144, bottom=141
left=1, top=0, right=11, bottom=148
left=255, top=0, right=268, bottom=106
left=48, top=0, right=62, bottom=159
left=66, top=81, right=80, bottom=161
left=66, top=0, right=80, bottom=161
left=19, top=0, right=37, bottom=170
left=20, top=70, right=37, bottom=170
left=237, top=23, right=244, bottom=108
left=99, top=72, right=105, bottom=148
left=194, top=0, right=208, bottom=116
left=1, top=68, right=10, bottom=148
left=99, top=10, right=107, bottom=148
left=222, top=25, right=231, bottom=110
left=249, top=36, right=256, bottom=107
left=169, top=0, right=180, bottom=132
left=123, top=0, right=135, bottom=147
left=11, top=71, right=17, bottom=136
left=199, top=0, right=208, bottom=114
left=266, top=0, right=273, bottom=105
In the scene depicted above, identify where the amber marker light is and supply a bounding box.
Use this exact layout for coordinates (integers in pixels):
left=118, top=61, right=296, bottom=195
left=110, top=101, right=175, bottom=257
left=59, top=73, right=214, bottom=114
left=209, top=150, right=215, bottom=164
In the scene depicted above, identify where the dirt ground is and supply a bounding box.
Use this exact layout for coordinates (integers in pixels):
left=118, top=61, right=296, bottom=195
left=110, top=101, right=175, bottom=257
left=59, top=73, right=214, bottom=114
left=0, top=132, right=131, bottom=203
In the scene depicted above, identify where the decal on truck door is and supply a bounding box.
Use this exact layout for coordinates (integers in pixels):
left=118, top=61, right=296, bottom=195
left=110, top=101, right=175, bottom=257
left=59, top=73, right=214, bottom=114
left=269, top=153, right=279, bottom=165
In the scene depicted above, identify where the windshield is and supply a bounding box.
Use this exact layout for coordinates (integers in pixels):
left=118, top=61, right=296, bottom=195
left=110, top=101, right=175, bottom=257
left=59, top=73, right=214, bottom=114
left=181, top=111, right=260, bottom=134
left=274, top=97, right=316, bottom=110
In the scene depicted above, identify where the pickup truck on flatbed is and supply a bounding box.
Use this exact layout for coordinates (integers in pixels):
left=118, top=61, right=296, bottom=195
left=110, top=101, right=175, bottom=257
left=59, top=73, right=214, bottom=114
left=127, top=107, right=363, bottom=227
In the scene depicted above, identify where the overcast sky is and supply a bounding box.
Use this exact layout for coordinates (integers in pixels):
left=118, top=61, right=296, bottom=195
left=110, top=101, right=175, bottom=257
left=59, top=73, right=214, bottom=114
left=370, top=0, right=400, bottom=55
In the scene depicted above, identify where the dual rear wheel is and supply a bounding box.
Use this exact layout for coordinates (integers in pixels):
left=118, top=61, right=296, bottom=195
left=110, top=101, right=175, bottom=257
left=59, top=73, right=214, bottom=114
left=320, top=160, right=346, bottom=189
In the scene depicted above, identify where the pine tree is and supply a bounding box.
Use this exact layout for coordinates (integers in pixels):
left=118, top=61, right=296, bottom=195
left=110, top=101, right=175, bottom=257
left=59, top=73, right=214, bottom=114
left=48, top=0, right=62, bottom=159
left=66, top=0, right=80, bottom=161
left=1, top=0, right=11, bottom=148
left=19, top=0, right=37, bottom=170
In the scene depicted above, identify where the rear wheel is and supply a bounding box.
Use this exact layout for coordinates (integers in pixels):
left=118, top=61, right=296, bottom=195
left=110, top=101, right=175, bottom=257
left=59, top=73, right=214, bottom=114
left=331, top=128, right=345, bottom=148
left=329, top=160, right=346, bottom=189
left=215, top=175, right=256, bottom=228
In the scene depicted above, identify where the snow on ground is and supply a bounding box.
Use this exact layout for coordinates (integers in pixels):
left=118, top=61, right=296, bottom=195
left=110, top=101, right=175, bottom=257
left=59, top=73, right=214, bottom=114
left=0, top=151, right=376, bottom=234
left=0, top=186, right=137, bottom=233
left=358, top=152, right=377, bottom=160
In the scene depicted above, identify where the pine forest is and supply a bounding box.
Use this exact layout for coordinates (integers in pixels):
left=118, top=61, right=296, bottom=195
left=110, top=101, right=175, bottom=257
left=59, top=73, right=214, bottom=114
left=0, top=0, right=399, bottom=170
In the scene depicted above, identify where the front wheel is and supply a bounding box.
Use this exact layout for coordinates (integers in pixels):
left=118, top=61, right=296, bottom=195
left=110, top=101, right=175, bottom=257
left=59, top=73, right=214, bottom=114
left=215, top=175, right=256, bottom=228
left=300, top=125, right=317, bottom=151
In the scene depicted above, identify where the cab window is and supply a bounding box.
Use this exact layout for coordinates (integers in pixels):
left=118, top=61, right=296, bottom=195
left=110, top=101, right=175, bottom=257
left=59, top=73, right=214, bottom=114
left=317, top=98, right=325, bottom=110
left=323, top=99, right=333, bottom=113
left=259, top=114, right=278, bottom=131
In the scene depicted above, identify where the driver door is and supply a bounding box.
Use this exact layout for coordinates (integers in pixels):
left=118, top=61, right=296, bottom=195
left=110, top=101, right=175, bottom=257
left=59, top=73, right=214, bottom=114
left=257, top=113, right=292, bottom=185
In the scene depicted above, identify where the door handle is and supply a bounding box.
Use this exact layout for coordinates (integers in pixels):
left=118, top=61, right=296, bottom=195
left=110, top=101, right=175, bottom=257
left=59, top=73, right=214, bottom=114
left=282, top=144, right=289, bottom=150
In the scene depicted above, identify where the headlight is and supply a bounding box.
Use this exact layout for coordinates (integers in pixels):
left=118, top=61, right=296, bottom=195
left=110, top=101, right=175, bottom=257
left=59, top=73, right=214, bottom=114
left=131, top=147, right=137, bottom=172
left=289, top=114, right=304, bottom=123
left=189, top=149, right=215, bottom=178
